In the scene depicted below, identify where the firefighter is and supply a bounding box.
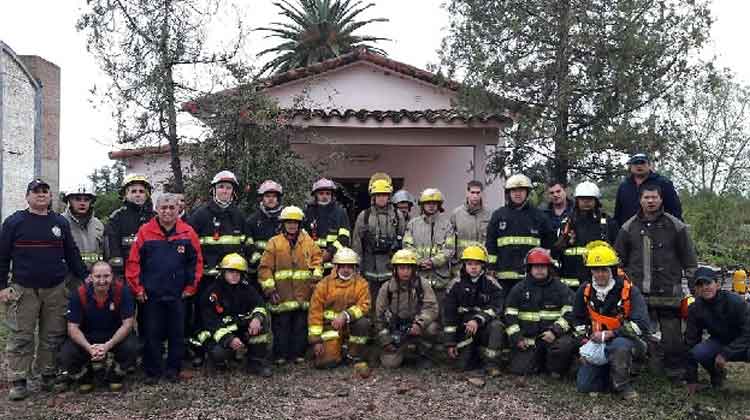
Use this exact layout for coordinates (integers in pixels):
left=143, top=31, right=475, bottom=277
left=554, top=181, right=618, bottom=290
left=403, top=188, right=455, bottom=304
left=443, top=246, right=505, bottom=376
left=302, top=178, right=351, bottom=275
left=486, top=174, right=555, bottom=291
left=392, top=189, right=416, bottom=222
left=505, top=247, right=576, bottom=376
left=258, top=206, right=323, bottom=364
left=450, top=180, right=491, bottom=277
left=186, top=170, right=248, bottom=365
left=308, top=247, right=370, bottom=368
left=195, top=253, right=272, bottom=377
left=567, top=242, right=650, bottom=400
left=376, top=249, right=440, bottom=369
left=62, top=184, right=104, bottom=292
left=246, top=180, right=284, bottom=281
left=614, top=183, right=697, bottom=382
left=104, top=174, right=155, bottom=277
left=352, top=174, right=406, bottom=315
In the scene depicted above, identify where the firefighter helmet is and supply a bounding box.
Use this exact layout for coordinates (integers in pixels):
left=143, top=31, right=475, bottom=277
left=369, top=179, right=393, bottom=195
left=461, top=246, right=488, bottom=263
left=211, top=170, right=239, bottom=189
left=392, top=190, right=415, bottom=206
left=505, top=174, right=532, bottom=190
left=280, top=205, right=304, bottom=222
left=574, top=181, right=601, bottom=199
left=121, top=174, right=152, bottom=195
left=584, top=241, right=620, bottom=267
left=257, top=180, right=283, bottom=196
left=311, top=178, right=337, bottom=194
left=332, top=247, right=359, bottom=265
left=418, top=188, right=444, bottom=204
left=391, top=249, right=418, bottom=265
left=525, top=247, right=553, bottom=266
left=219, top=253, right=248, bottom=272
left=64, top=184, right=97, bottom=203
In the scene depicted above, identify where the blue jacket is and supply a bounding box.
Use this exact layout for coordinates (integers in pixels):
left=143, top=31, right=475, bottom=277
left=614, top=171, right=682, bottom=227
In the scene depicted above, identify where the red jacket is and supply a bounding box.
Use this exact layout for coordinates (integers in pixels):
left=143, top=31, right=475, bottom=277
left=126, top=217, right=203, bottom=300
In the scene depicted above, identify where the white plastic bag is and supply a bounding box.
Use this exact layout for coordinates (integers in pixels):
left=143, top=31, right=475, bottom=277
left=580, top=337, right=608, bottom=366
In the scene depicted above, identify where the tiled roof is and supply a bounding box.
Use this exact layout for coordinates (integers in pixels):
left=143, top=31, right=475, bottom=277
left=285, top=108, right=511, bottom=125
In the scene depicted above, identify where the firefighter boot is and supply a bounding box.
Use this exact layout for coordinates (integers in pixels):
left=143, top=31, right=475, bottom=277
left=108, top=362, right=126, bottom=392
left=315, top=337, right=343, bottom=369
left=611, top=347, right=637, bottom=399
left=246, top=357, right=273, bottom=377
left=75, top=366, right=95, bottom=394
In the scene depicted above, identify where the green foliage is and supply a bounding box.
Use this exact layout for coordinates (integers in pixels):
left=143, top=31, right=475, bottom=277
left=440, top=0, right=712, bottom=183
left=682, top=191, right=750, bottom=267
left=88, top=162, right=127, bottom=221
left=258, top=0, right=389, bottom=75
left=93, top=191, right=123, bottom=222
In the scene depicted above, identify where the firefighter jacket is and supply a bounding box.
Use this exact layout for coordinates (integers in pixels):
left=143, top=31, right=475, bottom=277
left=566, top=276, right=650, bottom=340
left=352, top=205, right=406, bottom=284
left=188, top=201, right=248, bottom=276
left=375, top=275, right=439, bottom=342
left=554, top=209, right=619, bottom=289
left=450, top=203, right=491, bottom=266
left=258, top=230, right=323, bottom=313
left=302, top=201, right=351, bottom=270
left=197, top=277, right=269, bottom=348
left=504, top=275, right=574, bottom=347
left=308, top=272, right=370, bottom=344
left=403, top=212, right=455, bottom=290
left=63, top=209, right=104, bottom=269
left=685, top=290, right=749, bottom=362
left=105, top=200, right=155, bottom=273
left=442, top=270, right=504, bottom=347
left=246, top=205, right=283, bottom=271
left=486, top=201, right=555, bottom=282
left=614, top=209, right=697, bottom=303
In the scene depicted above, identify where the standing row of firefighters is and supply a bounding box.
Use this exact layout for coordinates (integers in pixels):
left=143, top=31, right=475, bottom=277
left=2, top=151, right=749, bottom=402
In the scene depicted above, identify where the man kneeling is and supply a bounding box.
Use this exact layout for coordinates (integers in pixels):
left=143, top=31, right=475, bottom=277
left=196, top=253, right=272, bottom=376
left=308, top=248, right=371, bottom=368
left=59, top=261, right=137, bottom=393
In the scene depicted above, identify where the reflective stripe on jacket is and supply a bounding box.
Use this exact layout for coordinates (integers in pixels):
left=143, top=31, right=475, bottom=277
left=308, top=272, right=370, bottom=343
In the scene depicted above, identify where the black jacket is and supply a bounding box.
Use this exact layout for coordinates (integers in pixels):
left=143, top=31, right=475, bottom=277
left=614, top=171, right=682, bottom=227
left=187, top=201, right=247, bottom=273
left=539, top=198, right=574, bottom=233
left=302, top=201, right=350, bottom=255
left=245, top=206, right=282, bottom=271
left=685, top=290, right=749, bottom=361
left=442, top=270, right=505, bottom=346
left=104, top=200, right=155, bottom=272
left=555, top=208, right=618, bottom=288
left=199, top=277, right=267, bottom=347
left=504, top=275, right=574, bottom=345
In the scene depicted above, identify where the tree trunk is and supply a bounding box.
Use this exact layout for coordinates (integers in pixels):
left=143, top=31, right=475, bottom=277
left=161, top=0, right=184, bottom=192
left=552, top=0, right=571, bottom=184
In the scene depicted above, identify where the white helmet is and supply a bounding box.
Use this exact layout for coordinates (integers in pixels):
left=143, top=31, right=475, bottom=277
left=211, top=170, right=239, bottom=189
left=257, top=180, right=283, bottom=196
left=311, top=178, right=336, bottom=194
left=574, top=181, right=601, bottom=199
left=64, top=184, right=96, bottom=203
left=505, top=174, right=532, bottom=190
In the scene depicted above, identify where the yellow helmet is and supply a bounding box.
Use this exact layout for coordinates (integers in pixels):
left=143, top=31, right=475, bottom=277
left=584, top=240, right=620, bottom=267
left=370, top=179, right=393, bottom=195
left=280, top=206, right=304, bottom=222
left=461, top=246, right=488, bottom=263
left=332, top=247, right=360, bottom=265
left=121, top=174, right=152, bottom=195
left=391, top=249, right=418, bottom=265
left=418, top=188, right=444, bottom=204
left=505, top=174, right=532, bottom=190
left=219, top=253, right=248, bottom=272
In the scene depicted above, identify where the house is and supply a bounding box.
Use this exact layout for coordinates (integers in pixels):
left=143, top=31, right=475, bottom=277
left=0, top=40, right=61, bottom=220
left=109, top=48, right=514, bottom=214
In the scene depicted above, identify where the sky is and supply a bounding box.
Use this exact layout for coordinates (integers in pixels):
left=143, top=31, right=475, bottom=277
left=0, top=0, right=748, bottom=192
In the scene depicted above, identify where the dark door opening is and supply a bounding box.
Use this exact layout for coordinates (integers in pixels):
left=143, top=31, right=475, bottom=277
left=334, top=177, right=404, bottom=223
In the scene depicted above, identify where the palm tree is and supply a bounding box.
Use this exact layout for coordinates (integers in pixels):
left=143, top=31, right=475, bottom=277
left=257, top=0, right=389, bottom=75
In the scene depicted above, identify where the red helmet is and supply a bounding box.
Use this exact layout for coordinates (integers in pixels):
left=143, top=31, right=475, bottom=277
left=525, top=247, right=553, bottom=266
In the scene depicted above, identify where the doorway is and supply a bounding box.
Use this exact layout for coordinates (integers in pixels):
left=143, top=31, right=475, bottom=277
left=334, top=177, right=404, bottom=222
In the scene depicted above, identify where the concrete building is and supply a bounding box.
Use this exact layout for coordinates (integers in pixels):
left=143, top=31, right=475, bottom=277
left=110, top=49, right=515, bottom=213
left=0, top=40, right=60, bottom=220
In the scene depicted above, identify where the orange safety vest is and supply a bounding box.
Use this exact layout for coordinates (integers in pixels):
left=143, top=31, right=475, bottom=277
left=583, top=279, right=632, bottom=332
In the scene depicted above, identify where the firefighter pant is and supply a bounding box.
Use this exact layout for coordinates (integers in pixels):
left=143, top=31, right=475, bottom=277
left=272, top=310, right=308, bottom=361
left=367, top=278, right=387, bottom=320
left=380, top=321, right=440, bottom=368
left=576, top=337, right=637, bottom=393
left=687, top=337, right=749, bottom=383
left=58, top=333, right=138, bottom=375
left=314, top=317, right=371, bottom=368
left=184, top=275, right=215, bottom=356
left=509, top=335, right=576, bottom=376
left=3, top=282, right=67, bottom=381
left=143, top=298, right=185, bottom=377
left=452, top=320, right=505, bottom=370
left=648, top=307, right=686, bottom=379
left=207, top=338, right=271, bottom=368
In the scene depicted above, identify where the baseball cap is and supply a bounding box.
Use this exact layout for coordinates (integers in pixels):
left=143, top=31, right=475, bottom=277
left=26, top=178, right=50, bottom=193
left=694, top=266, right=718, bottom=285
left=627, top=153, right=649, bottom=165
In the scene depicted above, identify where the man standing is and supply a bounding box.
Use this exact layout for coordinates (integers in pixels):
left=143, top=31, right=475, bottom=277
left=62, top=184, right=105, bottom=292
left=615, top=183, right=697, bottom=382
left=302, top=178, right=351, bottom=275
left=246, top=180, right=284, bottom=281
left=126, top=193, right=203, bottom=384
left=614, top=153, right=682, bottom=227
left=540, top=180, right=574, bottom=233
left=0, top=179, right=89, bottom=400
left=450, top=180, right=491, bottom=277
left=392, top=190, right=416, bottom=223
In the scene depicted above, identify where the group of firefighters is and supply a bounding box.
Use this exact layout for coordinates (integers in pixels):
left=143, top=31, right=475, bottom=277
left=1, top=152, right=749, bottom=402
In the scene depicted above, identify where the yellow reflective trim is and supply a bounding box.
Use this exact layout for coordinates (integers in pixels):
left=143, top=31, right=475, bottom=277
left=312, top=268, right=323, bottom=279
left=250, top=252, right=262, bottom=263
left=247, top=333, right=270, bottom=344
left=252, top=307, right=268, bottom=317
left=323, top=262, right=334, bottom=269
left=444, top=326, right=457, bottom=333
left=561, top=305, right=573, bottom=315
left=254, top=240, right=268, bottom=250
left=539, top=310, right=561, bottom=320
left=292, top=270, right=311, bottom=281
left=487, top=254, right=497, bottom=264
left=109, top=257, right=124, bottom=267
left=260, top=278, right=275, bottom=290
left=497, top=271, right=523, bottom=279
left=269, top=301, right=302, bottom=313
left=456, top=337, right=474, bottom=349
left=338, top=228, right=350, bottom=238
left=522, top=337, right=537, bottom=346
left=199, top=235, right=246, bottom=245
left=349, top=336, right=368, bottom=345
left=309, top=325, right=323, bottom=336
left=80, top=252, right=102, bottom=263
left=496, top=236, right=540, bottom=247
left=348, top=306, right=363, bottom=319
left=323, top=310, right=338, bottom=320
left=314, top=239, right=328, bottom=248
left=321, top=330, right=340, bottom=341
left=561, top=278, right=580, bottom=287
left=505, top=324, right=520, bottom=336
left=505, top=307, right=519, bottom=316
left=325, top=234, right=338, bottom=242
left=196, top=330, right=211, bottom=343
left=518, top=311, right=541, bottom=322
left=481, top=347, right=500, bottom=359
left=332, top=241, right=344, bottom=251
left=214, top=324, right=238, bottom=342
left=555, top=318, right=570, bottom=332
left=564, top=247, right=587, bottom=256
left=364, top=271, right=391, bottom=281
left=121, top=236, right=136, bottom=246
left=483, top=309, right=497, bottom=317
left=275, top=269, right=293, bottom=280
